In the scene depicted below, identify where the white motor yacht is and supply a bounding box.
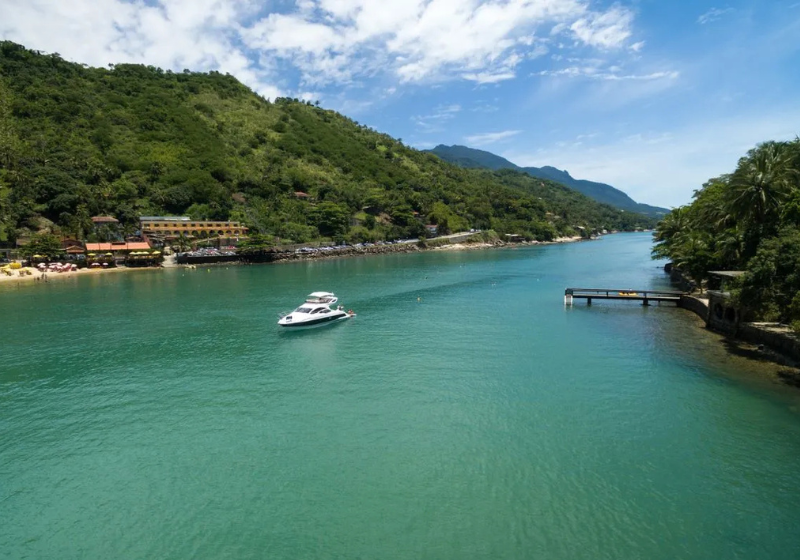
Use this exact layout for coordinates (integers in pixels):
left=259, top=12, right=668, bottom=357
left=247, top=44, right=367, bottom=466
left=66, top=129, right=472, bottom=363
left=278, top=292, right=354, bottom=328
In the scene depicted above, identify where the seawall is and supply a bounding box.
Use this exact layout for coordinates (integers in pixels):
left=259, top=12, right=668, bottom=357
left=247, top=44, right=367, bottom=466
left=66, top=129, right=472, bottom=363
left=674, top=281, right=800, bottom=367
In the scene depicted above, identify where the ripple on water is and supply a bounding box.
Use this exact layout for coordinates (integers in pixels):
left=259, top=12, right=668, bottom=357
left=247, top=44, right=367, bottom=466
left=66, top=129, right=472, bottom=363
left=2, top=233, right=800, bottom=560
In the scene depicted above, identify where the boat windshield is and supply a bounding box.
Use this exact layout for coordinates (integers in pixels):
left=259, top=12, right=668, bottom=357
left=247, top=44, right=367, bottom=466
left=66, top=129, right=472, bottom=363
left=295, top=306, right=313, bottom=313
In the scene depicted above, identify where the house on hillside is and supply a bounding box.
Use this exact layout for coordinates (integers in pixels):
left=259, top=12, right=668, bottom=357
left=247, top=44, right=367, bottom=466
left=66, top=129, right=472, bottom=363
left=91, top=216, right=123, bottom=242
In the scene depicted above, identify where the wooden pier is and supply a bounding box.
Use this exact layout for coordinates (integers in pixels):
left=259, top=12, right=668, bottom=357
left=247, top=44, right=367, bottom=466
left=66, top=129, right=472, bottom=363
left=564, top=288, right=686, bottom=306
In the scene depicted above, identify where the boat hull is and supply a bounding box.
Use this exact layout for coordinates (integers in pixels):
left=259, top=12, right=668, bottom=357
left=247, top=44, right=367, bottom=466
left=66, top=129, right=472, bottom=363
left=278, top=311, right=350, bottom=328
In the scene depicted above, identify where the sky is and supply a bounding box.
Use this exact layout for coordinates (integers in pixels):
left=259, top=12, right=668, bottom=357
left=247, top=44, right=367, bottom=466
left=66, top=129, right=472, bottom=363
left=1, top=0, right=799, bottom=208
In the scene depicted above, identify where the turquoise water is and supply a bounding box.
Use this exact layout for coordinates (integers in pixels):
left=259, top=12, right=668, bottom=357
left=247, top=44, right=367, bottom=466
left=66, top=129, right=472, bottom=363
left=2, top=233, right=800, bottom=559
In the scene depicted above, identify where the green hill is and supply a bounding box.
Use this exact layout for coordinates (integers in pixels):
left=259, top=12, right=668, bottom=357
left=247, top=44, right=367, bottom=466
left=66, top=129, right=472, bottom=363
left=428, top=145, right=669, bottom=218
left=0, top=42, right=654, bottom=246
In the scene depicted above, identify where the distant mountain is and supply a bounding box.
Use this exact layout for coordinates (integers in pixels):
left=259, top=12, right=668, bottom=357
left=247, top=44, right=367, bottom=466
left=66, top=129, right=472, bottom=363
left=427, top=145, right=669, bottom=218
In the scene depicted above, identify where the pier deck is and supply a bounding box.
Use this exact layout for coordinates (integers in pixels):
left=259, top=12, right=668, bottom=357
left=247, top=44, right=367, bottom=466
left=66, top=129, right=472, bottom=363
left=565, top=288, right=685, bottom=306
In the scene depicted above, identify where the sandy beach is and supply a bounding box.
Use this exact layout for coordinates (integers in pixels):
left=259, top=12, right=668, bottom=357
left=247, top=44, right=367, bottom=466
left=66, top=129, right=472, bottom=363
left=0, top=265, right=141, bottom=288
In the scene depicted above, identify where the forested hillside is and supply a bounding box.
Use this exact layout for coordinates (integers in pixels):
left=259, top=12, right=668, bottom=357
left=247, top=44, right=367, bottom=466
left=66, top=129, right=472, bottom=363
left=652, top=139, right=800, bottom=328
left=0, top=42, right=653, bottom=246
left=428, top=144, right=668, bottom=218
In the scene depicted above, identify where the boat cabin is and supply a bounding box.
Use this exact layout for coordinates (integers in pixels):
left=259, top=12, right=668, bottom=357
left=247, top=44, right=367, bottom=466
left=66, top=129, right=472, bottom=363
left=305, top=291, right=337, bottom=304
left=293, top=304, right=336, bottom=316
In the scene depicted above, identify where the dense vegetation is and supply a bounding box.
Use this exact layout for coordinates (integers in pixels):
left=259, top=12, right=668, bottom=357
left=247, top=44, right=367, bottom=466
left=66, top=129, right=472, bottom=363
left=428, top=144, right=668, bottom=217
left=652, top=139, right=800, bottom=328
left=0, top=42, right=653, bottom=248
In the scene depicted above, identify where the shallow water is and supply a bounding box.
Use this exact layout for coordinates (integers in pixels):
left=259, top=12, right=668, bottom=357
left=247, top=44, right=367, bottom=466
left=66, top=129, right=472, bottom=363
left=2, top=233, right=799, bottom=559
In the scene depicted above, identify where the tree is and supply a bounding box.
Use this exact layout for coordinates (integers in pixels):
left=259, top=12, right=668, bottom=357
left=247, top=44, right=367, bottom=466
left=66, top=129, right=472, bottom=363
left=310, top=202, right=349, bottom=237
left=173, top=233, right=191, bottom=252
left=19, top=232, right=61, bottom=259
left=726, top=141, right=794, bottom=231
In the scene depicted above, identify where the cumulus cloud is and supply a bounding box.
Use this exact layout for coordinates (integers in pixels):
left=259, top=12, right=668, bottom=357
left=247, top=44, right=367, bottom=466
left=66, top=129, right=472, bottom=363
left=464, top=130, right=522, bottom=146
left=0, top=0, right=283, bottom=98
left=0, top=0, right=641, bottom=93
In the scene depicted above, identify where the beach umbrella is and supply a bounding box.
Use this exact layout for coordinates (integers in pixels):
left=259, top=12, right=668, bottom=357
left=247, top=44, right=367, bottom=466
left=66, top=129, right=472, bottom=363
left=152, top=251, right=161, bottom=254
left=33, top=254, right=42, bottom=258
left=105, top=252, right=113, bottom=256
left=88, top=253, right=96, bottom=256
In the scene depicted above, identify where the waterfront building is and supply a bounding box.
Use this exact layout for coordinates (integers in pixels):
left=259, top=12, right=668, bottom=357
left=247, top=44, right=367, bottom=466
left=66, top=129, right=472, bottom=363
left=84, top=241, right=152, bottom=258
left=139, top=217, right=248, bottom=240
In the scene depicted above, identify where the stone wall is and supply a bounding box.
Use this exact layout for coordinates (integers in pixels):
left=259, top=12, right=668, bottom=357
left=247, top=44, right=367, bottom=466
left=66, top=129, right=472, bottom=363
left=737, top=323, right=800, bottom=364
left=678, top=295, right=709, bottom=322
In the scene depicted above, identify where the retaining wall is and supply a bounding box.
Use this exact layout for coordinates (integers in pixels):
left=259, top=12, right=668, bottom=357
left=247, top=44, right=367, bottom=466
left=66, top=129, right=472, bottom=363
left=737, top=323, right=800, bottom=364
left=678, top=295, right=709, bottom=321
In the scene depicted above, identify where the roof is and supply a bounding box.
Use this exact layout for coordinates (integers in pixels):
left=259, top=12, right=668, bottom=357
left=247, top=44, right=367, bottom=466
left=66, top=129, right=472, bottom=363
left=91, top=216, right=119, bottom=223
left=65, top=245, right=85, bottom=253
left=708, top=271, right=746, bottom=278
left=85, top=242, right=151, bottom=251
left=294, top=191, right=310, bottom=197
left=139, top=216, right=191, bottom=222
left=308, top=291, right=335, bottom=297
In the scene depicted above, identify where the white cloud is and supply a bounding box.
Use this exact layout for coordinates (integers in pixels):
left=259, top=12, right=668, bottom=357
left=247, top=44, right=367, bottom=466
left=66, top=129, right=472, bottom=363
left=569, top=6, right=633, bottom=48
left=505, top=110, right=800, bottom=208
left=462, top=71, right=517, bottom=84
left=413, top=103, right=462, bottom=133
left=464, top=130, right=522, bottom=146
left=0, top=0, right=284, bottom=98
left=0, top=0, right=642, bottom=91
left=538, top=67, right=679, bottom=81
left=697, top=7, right=735, bottom=25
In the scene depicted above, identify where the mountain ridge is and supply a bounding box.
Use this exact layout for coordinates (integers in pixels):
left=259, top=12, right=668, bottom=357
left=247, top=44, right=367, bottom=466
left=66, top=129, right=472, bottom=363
left=427, top=144, right=669, bottom=218
left=0, top=41, right=654, bottom=246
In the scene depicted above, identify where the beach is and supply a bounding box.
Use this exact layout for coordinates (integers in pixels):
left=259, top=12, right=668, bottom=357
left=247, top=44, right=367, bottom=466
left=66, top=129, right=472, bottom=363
left=0, top=265, right=139, bottom=287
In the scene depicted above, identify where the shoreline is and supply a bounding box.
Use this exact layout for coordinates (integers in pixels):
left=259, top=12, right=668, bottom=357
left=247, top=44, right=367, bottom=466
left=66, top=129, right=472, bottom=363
left=678, top=296, right=800, bottom=390
left=264, top=235, right=585, bottom=264
left=0, top=235, right=585, bottom=288
left=0, top=265, right=158, bottom=288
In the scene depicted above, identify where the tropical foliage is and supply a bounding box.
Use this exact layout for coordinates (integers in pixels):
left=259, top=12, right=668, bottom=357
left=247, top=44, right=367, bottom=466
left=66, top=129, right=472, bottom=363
left=0, top=41, right=653, bottom=248
left=652, top=138, right=800, bottom=325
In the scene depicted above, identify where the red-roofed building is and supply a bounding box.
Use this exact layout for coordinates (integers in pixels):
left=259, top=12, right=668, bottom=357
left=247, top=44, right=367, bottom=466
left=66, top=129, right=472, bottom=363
left=84, top=241, right=151, bottom=254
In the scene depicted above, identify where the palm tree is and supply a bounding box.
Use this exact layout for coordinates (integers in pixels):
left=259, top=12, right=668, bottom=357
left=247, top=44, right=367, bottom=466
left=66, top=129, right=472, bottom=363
left=651, top=206, right=691, bottom=259
left=173, top=233, right=190, bottom=253
left=726, top=141, right=795, bottom=228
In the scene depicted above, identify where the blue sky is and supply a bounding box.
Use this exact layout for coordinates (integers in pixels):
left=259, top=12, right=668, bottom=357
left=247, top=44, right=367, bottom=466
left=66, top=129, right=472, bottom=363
left=1, top=0, right=799, bottom=207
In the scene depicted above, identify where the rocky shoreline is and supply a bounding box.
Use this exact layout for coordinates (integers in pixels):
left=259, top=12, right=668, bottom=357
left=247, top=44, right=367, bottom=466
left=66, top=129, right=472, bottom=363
left=252, top=235, right=585, bottom=264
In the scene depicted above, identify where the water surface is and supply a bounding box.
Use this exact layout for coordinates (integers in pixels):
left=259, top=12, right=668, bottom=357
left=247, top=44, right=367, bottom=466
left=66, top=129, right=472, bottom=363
left=2, top=233, right=799, bottom=559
